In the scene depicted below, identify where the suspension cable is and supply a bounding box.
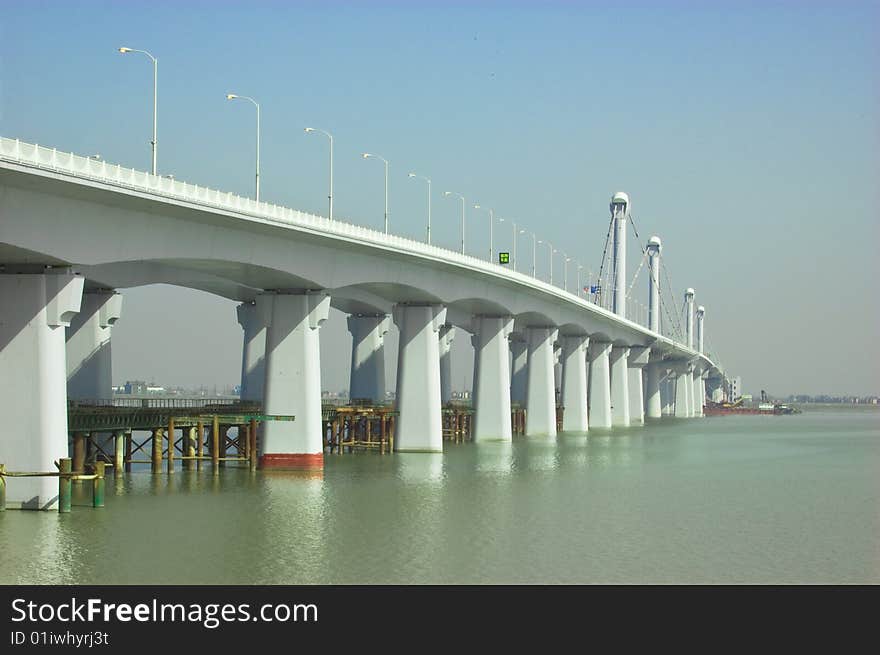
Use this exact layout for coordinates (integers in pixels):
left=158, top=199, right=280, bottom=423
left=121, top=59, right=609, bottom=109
left=626, top=249, right=648, bottom=299
left=594, top=215, right=614, bottom=306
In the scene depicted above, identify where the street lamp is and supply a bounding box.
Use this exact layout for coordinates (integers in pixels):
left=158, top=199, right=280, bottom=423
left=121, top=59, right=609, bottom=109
left=444, top=191, right=466, bottom=254
left=362, top=153, right=389, bottom=233
left=537, top=239, right=554, bottom=285
left=408, top=172, right=431, bottom=244
left=562, top=254, right=571, bottom=292
left=304, top=128, right=333, bottom=221
left=118, top=46, right=158, bottom=175
left=226, top=93, right=261, bottom=202
left=473, top=204, right=494, bottom=262
left=577, top=264, right=584, bottom=297
left=529, top=231, right=537, bottom=277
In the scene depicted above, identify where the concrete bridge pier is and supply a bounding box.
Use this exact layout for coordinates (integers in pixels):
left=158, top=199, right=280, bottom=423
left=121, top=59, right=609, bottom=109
left=347, top=314, right=390, bottom=403
left=627, top=347, right=650, bottom=425
left=470, top=333, right=480, bottom=411
left=66, top=290, right=123, bottom=400
left=560, top=335, right=589, bottom=433
left=1, top=269, right=84, bottom=508
left=236, top=301, right=266, bottom=402
left=66, top=289, right=123, bottom=459
left=509, top=334, right=528, bottom=407
left=610, top=346, right=631, bottom=427
left=553, top=343, right=562, bottom=401
left=588, top=340, right=612, bottom=429
left=661, top=372, right=675, bottom=415
left=393, top=304, right=446, bottom=452
left=644, top=360, right=663, bottom=419
left=693, top=368, right=705, bottom=417
left=673, top=363, right=693, bottom=418
left=438, top=324, right=455, bottom=404
left=525, top=327, right=559, bottom=436
left=472, top=316, right=514, bottom=441
left=686, top=367, right=696, bottom=417
left=256, top=291, right=330, bottom=469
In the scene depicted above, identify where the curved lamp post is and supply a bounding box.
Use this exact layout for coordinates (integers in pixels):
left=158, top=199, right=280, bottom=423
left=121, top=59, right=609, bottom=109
left=362, top=153, right=389, bottom=233
left=408, top=172, right=431, bottom=244
left=305, top=128, right=333, bottom=220
left=473, top=204, right=495, bottom=262
left=226, top=93, right=261, bottom=201
left=444, top=191, right=466, bottom=254
left=118, top=46, right=158, bottom=175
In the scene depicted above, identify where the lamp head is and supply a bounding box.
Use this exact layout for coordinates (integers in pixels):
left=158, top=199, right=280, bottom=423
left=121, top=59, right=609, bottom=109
left=226, top=93, right=237, bottom=100
left=473, top=204, right=481, bottom=209
left=408, top=172, right=416, bottom=178
left=304, top=127, right=315, bottom=133
left=362, top=153, right=371, bottom=159
left=118, top=47, right=131, bottom=53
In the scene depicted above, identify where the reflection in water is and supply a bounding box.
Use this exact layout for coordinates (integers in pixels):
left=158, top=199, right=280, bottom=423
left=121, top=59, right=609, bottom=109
left=516, top=435, right=559, bottom=472
left=253, top=472, right=326, bottom=584
left=1, top=411, right=878, bottom=584
left=394, top=453, right=444, bottom=484
left=474, top=441, right=513, bottom=476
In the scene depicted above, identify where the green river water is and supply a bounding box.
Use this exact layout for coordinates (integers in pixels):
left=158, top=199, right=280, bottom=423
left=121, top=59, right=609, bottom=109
left=1, top=407, right=877, bottom=584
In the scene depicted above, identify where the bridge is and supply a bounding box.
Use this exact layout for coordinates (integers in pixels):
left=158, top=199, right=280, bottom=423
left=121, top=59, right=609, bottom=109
left=0, top=136, right=725, bottom=509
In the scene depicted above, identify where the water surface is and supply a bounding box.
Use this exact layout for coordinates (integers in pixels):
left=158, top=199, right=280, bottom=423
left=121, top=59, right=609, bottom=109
left=2, top=408, right=877, bottom=584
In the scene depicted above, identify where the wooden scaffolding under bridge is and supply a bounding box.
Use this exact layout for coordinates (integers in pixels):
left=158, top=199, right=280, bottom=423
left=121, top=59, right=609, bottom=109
left=66, top=403, right=294, bottom=474
left=323, top=405, right=397, bottom=454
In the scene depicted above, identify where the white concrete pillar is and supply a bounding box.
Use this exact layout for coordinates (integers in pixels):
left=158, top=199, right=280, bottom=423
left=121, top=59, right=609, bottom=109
left=646, top=236, right=662, bottom=333
left=661, top=372, right=674, bottom=416
left=256, top=291, right=330, bottom=469
left=439, top=324, right=455, bottom=404
left=470, top=332, right=480, bottom=409
left=347, top=313, right=390, bottom=403
left=588, top=340, right=612, bottom=429
left=696, top=306, right=705, bottom=353
left=627, top=346, right=650, bottom=425
left=685, top=288, right=695, bottom=349
left=472, top=316, right=515, bottom=441
left=553, top=342, right=562, bottom=400
left=674, top=365, right=692, bottom=418
left=236, top=301, right=266, bottom=403
left=610, top=192, right=630, bottom=317
left=694, top=369, right=705, bottom=417
left=509, top=334, right=528, bottom=406
left=1, top=270, right=83, bottom=508
left=686, top=369, right=696, bottom=417
left=66, top=290, right=122, bottom=400
left=525, top=326, right=559, bottom=436
left=560, top=335, right=589, bottom=433
left=393, top=304, right=446, bottom=452
left=645, top=361, right=663, bottom=419
left=610, top=346, right=631, bottom=427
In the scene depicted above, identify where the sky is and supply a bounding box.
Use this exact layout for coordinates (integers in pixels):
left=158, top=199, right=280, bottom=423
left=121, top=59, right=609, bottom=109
left=1, top=0, right=878, bottom=396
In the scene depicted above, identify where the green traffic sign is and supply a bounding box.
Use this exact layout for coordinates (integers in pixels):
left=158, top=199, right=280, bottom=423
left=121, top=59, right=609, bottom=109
left=499, top=252, right=510, bottom=265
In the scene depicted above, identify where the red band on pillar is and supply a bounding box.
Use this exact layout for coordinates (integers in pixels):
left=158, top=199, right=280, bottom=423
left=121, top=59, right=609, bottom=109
left=259, top=453, right=324, bottom=470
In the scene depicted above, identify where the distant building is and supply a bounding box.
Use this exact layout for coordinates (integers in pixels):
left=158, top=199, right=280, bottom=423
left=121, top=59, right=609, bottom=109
left=124, top=380, right=147, bottom=394
left=729, top=376, right=743, bottom=402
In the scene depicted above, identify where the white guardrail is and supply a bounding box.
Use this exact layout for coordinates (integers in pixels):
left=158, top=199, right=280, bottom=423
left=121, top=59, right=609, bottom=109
left=1, top=136, right=713, bottom=361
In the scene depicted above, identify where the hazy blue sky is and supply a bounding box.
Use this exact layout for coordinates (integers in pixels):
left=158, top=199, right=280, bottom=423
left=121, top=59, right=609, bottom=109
left=2, top=1, right=877, bottom=396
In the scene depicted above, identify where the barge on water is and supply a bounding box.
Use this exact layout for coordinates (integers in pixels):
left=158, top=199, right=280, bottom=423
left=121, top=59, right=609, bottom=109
left=704, top=400, right=800, bottom=416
